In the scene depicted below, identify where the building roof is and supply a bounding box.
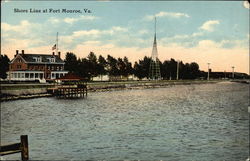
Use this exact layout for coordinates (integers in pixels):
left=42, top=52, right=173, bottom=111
left=12, top=53, right=64, bottom=64
left=57, top=73, right=85, bottom=81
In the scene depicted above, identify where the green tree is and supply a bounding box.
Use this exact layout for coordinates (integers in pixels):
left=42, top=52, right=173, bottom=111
left=78, top=58, right=91, bottom=80
left=97, top=55, right=107, bottom=80
left=133, top=56, right=152, bottom=79
left=64, top=52, right=78, bottom=73
left=87, top=52, right=98, bottom=79
left=107, top=55, right=119, bottom=76
left=123, top=56, right=133, bottom=78
left=189, top=62, right=200, bottom=79
left=0, top=54, right=10, bottom=79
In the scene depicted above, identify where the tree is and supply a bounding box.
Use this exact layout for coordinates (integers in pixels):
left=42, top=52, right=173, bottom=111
left=133, top=56, right=152, bottom=79
left=123, top=57, right=133, bottom=78
left=78, top=58, right=91, bottom=80
left=87, top=52, right=98, bottom=79
left=0, top=54, right=10, bottom=79
left=117, top=57, right=126, bottom=76
left=97, top=55, right=107, bottom=80
left=107, top=55, right=119, bottom=76
left=189, top=62, right=200, bottom=79
left=64, top=52, right=78, bottom=73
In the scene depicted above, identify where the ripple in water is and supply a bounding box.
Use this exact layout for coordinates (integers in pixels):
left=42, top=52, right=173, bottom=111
left=1, top=82, right=249, bottom=160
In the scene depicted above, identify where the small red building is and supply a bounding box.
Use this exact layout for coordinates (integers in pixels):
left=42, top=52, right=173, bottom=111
left=8, top=50, right=68, bottom=82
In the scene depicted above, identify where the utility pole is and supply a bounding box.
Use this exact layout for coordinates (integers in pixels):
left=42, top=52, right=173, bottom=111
left=176, top=60, right=179, bottom=80
left=232, top=66, right=235, bottom=79
left=207, top=63, right=210, bottom=80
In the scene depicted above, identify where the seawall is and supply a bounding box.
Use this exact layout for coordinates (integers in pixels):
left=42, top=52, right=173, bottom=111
left=1, top=80, right=222, bottom=101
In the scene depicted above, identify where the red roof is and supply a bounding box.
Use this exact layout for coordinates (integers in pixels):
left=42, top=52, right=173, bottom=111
left=57, top=73, right=84, bottom=80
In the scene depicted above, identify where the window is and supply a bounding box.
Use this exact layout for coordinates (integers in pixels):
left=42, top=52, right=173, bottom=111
left=17, top=58, right=22, bottom=63
left=37, top=57, right=42, bottom=62
left=51, top=58, right=55, bottom=63
left=17, top=65, right=21, bottom=69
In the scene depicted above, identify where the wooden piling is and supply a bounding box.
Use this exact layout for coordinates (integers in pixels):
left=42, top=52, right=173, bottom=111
left=0, top=135, right=29, bottom=161
left=20, top=135, right=29, bottom=161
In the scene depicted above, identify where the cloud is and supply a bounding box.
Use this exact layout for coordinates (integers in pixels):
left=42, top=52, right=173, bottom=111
left=2, top=20, right=30, bottom=32
left=243, top=1, right=250, bottom=9
left=48, top=17, right=60, bottom=24
left=71, top=26, right=128, bottom=37
left=63, top=15, right=99, bottom=24
left=145, top=11, right=190, bottom=20
left=200, top=20, right=220, bottom=32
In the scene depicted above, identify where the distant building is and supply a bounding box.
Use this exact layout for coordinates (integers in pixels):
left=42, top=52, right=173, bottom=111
left=8, top=50, right=68, bottom=82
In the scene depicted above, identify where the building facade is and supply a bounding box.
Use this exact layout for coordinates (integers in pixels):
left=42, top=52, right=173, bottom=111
left=8, top=50, right=68, bottom=82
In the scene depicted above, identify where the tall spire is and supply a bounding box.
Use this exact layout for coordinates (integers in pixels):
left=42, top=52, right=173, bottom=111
left=154, top=17, right=157, bottom=46
left=149, top=17, right=161, bottom=80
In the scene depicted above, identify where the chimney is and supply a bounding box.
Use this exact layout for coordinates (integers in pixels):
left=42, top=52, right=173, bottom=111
left=52, top=52, right=55, bottom=55
left=15, top=50, right=19, bottom=57
left=58, top=51, right=61, bottom=58
left=21, top=50, right=24, bottom=55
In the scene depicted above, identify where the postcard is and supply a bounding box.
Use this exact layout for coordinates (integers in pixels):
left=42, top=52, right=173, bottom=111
left=1, top=1, right=249, bottom=160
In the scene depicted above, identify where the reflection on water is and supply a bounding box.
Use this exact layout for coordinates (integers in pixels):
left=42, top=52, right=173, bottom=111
left=1, top=82, right=249, bottom=160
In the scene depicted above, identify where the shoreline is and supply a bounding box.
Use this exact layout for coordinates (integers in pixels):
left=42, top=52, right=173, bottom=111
left=0, top=80, right=235, bottom=102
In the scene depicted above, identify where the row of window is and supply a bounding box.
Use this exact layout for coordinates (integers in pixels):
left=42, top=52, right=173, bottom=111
left=10, top=72, right=66, bottom=79
left=33, top=57, right=56, bottom=63
left=28, top=65, right=64, bottom=71
left=11, top=64, right=64, bottom=71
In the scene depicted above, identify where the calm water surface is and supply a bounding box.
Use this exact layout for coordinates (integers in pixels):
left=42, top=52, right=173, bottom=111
left=1, top=82, right=249, bottom=160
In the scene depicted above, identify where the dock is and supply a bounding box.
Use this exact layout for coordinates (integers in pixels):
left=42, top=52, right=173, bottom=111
left=48, top=84, right=87, bottom=99
left=47, top=73, right=88, bottom=99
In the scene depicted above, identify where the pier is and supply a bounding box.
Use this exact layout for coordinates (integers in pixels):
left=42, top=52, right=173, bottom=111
left=52, top=85, right=87, bottom=98
left=47, top=73, right=87, bottom=99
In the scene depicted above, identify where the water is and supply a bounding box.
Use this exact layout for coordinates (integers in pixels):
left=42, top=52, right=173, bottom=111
left=1, top=82, right=249, bottom=160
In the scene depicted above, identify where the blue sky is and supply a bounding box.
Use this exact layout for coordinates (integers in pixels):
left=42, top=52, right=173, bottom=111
left=1, top=1, right=249, bottom=73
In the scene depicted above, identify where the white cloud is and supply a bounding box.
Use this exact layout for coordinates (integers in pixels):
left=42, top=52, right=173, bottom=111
left=73, top=29, right=101, bottom=37
left=200, top=20, right=220, bottom=32
left=198, top=40, right=220, bottom=48
left=48, top=17, right=60, bottom=24
left=71, top=26, right=128, bottom=37
left=243, top=1, right=250, bottom=9
left=63, top=15, right=98, bottom=24
left=145, top=11, right=190, bottom=20
left=2, top=20, right=30, bottom=32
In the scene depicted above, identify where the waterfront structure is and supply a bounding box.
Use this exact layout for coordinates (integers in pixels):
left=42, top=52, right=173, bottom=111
left=149, top=17, right=161, bottom=80
left=8, top=50, right=68, bottom=82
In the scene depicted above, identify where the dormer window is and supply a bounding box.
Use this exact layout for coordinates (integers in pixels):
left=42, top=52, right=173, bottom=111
left=51, top=57, right=55, bottom=63
left=33, top=57, right=38, bottom=62
left=33, top=57, right=42, bottom=62
left=47, top=57, right=56, bottom=63
left=37, top=57, right=42, bottom=62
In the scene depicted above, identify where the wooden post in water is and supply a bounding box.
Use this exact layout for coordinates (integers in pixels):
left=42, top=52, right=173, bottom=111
left=20, top=135, right=29, bottom=161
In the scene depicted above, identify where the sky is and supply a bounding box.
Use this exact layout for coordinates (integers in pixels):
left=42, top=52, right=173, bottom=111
left=1, top=1, right=249, bottom=74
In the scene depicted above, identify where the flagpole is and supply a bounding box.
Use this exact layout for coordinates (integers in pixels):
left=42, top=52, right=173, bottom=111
left=56, top=32, right=59, bottom=55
